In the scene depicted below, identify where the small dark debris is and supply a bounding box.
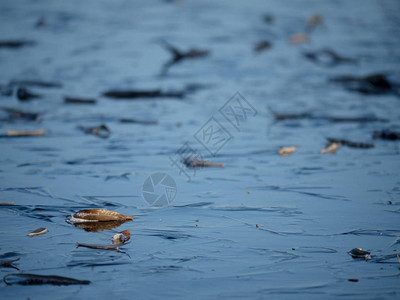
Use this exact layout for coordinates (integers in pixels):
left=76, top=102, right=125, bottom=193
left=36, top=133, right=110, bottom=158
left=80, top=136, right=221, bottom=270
left=349, top=248, right=371, bottom=260
left=17, top=88, right=42, bottom=101
left=64, top=97, right=96, bottom=104
left=102, top=89, right=185, bottom=99
left=331, top=73, right=397, bottom=95
left=78, top=124, right=111, bottom=138
left=119, top=118, right=157, bottom=125
left=303, top=48, right=357, bottom=66
left=0, top=107, right=41, bottom=121
left=373, top=130, right=400, bottom=141
left=327, top=138, right=374, bottom=149
left=0, top=40, right=35, bottom=49
left=254, top=41, right=272, bottom=52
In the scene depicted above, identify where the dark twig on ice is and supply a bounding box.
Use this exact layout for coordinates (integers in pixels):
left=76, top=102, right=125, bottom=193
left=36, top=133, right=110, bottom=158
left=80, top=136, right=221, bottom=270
left=303, top=48, right=358, bottom=66
left=327, top=138, right=374, bottom=149
left=102, top=89, right=185, bottom=99
left=17, top=88, right=42, bottom=101
left=0, top=258, right=20, bottom=270
left=119, top=118, right=158, bottom=125
left=373, top=130, right=400, bottom=141
left=64, top=97, right=97, bottom=104
left=0, top=40, right=35, bottom=49
left=0, top=107, right=41, bottom=121
left=10, top=80, right=62, bottom=88
left=330, top=73, right=398, bottom=95
left=269, top=108, right=387, bottom=123
left=3, top=273, right=90, bottom=286
left=160, top=40, right=210, bottom=75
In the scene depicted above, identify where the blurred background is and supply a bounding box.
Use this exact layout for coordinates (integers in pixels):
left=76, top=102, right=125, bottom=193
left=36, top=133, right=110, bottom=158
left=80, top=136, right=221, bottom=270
left=0, top=0, right=399, bottom=298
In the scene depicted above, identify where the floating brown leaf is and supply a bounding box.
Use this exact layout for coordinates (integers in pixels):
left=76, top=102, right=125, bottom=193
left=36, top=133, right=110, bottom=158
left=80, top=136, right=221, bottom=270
left=71, top=209, right=133, bottom=223
left=278, top=146, right=297, bottom=156
left=28, top=227, right=47, bottom=237
left=5, top=130, right=45, bottom=137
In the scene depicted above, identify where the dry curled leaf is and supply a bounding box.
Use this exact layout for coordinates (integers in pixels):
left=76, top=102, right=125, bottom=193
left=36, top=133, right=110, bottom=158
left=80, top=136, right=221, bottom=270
left=28, top=227, right=47, bottom=237
left=349, top=248, right=371, bottom=260
left=112, top=230, right=131, bottom=245
left=290, top=33, right=309, bottom=44
left=279, top=146, right=297, bottom=156
left=71, top=209, right=133, bottom=223
left=321, top=142, right=341, bottom=154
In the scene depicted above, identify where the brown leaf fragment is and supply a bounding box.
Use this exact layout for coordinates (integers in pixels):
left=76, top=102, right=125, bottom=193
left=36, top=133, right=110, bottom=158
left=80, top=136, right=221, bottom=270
left=290, top=33, right=308, bottom=44
left=112, top=230, right=131, bottom=245
left=278, top=146, right=297, bottom=156
left=321, top=142, right=341, bottom=154
left=183, top=156, right=225, bottom=168
left=28, top=227, right=47, bottom=237
left=5, top=130, right=45, bottom=137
